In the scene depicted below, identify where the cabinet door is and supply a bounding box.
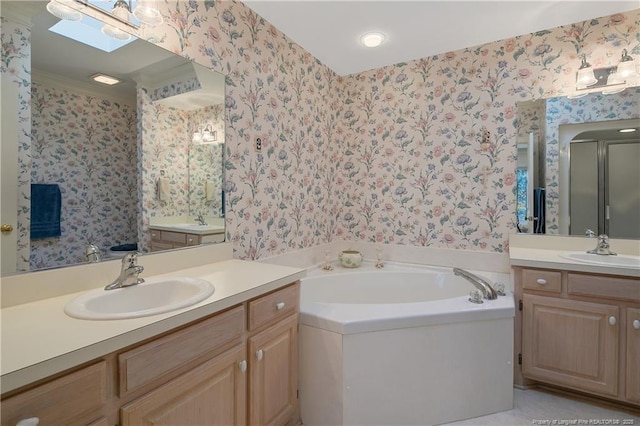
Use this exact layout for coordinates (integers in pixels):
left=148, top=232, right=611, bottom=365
left=248, top=314, right=298, bottom=426
left=121, top=345, right=246, bottom=426
left=522, top=294, right=619, bottom=397
left=627, top=308, right=640, bottom=403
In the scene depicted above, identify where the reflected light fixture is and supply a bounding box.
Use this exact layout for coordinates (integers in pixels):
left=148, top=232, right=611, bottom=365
left=619, top=128, right=637, bottom=133
left=46, top=0, right=164, bottom=41
left=101, top=0, right=132, bottom=41
left=91, top=73, right=121, bottom=85
left=192, top=124, right=218, bottom=144
left=361, top=32, right=386, bottom=48
left=46, top=0, right=82, bottom=22
left=133, top=0, right=164, bottom=27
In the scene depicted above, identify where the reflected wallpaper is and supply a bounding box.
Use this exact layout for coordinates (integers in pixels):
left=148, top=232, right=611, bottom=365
left=2, top=4, right=639, bottom=265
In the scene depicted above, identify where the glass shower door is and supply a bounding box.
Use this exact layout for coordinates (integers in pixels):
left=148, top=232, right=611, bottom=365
left=606, top=140, right=640, bottom=239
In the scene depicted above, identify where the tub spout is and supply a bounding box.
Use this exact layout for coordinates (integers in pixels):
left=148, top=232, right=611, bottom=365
left=453, top=268, right=498, bottom=300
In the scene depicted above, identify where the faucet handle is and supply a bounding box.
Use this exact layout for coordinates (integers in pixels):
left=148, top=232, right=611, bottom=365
left=585, top=229, right=596, bottom=237
left=123, top=253, right=138, bottom=266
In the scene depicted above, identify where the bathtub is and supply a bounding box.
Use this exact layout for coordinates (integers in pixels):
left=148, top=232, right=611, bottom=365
left=298, top=262, right=515, bottom=426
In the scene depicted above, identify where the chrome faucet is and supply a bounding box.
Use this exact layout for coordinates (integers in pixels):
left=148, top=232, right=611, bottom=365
left=585, top=229, right=596, bottom=238
left=196, top=214, right=208, bottom=226
left=105, top=253, right=144, bottom=290
left=85, top=244, right=101, bottom=263
left=587, top=234, right=617, bottom=256
left=453, top=268, right=498, bottom=300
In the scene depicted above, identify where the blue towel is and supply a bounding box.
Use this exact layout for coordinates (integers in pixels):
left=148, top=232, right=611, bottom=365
left=31, top=184, right=61, bottom=239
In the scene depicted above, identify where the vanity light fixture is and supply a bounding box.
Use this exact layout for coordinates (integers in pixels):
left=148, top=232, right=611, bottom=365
left=576, top=55, right=597, bottom=87
left=91, top=73, right=121, bottom=85
left=571, top=49, right=639, bottom=98
left=47, top=0, right=163, bottom=39
left=192, top=124, right=218, bottom=144
left=360, top=32, right=386, bottom=48
left=46, top=0, right=82, bottom=22
left=616, top=49, right=637, bottom=79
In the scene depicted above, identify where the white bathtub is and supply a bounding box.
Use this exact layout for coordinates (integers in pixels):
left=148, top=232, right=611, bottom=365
left=299, top=262, right=515, bottom=426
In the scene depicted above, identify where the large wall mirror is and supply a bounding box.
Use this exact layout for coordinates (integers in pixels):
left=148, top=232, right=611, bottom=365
left=1, top=1, right=226, bottom=275
left=516, top=88, right=640, bottom=239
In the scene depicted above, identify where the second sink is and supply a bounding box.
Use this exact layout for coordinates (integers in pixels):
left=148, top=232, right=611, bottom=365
left=65, top=277, right=215, bottom=320
left=559, top=252, right=640, bottom=269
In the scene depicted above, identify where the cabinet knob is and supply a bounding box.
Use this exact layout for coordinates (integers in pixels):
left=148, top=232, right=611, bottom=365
left=239, top=360, right=247, bottom=373
left=256, top=349, right=263, bottom=361
left=16, top=418, right=39, bottom=426
left=536, top=278, right=547, bottom=285
left=188, top=238, right=194, bottom=243
left=609, top=316, right=617, bottom=326
left=275, top=302, right=285, bottom=310
left=1, top=224, right=14, bottom=233
left=633, top=319, right=640, bottom=330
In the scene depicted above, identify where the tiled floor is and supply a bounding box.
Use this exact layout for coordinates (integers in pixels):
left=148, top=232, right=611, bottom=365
left=445, top=388, right=640, bottom=425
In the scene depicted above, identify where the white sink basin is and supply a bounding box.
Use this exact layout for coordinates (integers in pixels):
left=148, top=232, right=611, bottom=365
left=559, top=252, right=640, bottom=269
left=64, top=277, right=215, bottom=320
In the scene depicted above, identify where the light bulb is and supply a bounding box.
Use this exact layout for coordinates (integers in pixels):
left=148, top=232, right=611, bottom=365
left=576, top=56, right=597, bottom=87
left=361, top=32, right=386, bottom=48
left=46, top=0, right=82, bottom=21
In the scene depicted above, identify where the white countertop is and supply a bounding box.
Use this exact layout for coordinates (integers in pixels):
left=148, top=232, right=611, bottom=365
left=509, top=247, right=640, bottom=278
left=149, top=223, right=225, bottom=235
left=1, top=259, right=305, bottom=393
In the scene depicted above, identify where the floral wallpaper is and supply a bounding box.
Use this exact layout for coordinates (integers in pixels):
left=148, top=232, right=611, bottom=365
left=30, top=82, right=137, bottom=268
left=543, top=87, right=640, bottom=232
left=139, top=3, right=637, bottom=258
left=2, top=3, right=639, bottom=267
left=137, top=87, right=190, bottom=252
left=1, top=17, right=31, bottom=271
left=189, top=104, right=225, bottom=218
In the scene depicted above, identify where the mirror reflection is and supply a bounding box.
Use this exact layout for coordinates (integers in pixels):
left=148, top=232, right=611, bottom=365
left=516, top=88, right=640, bottom=238
left=1, top=1, right=225, bottom=275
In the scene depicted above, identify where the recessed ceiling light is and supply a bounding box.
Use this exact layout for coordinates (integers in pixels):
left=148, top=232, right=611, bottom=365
left=361, top=32, right=386, bottom=48
left=618, top=128, right=637, bottom=133
left=91, top=73, right=121, bottom=85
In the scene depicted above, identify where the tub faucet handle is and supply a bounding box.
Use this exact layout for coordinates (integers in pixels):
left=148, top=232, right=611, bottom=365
left=469, top=289, right=483, bottom=304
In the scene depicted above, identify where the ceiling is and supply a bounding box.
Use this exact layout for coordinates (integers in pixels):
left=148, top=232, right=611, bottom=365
left=243, top=1, right=640, bottom=76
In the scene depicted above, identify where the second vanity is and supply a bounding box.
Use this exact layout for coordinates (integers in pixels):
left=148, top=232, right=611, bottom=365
left=510, top=234, right=640, bottom=409
left=0, top=244, right=305, bottom=425
left=149, top=217, right=226, bottom=251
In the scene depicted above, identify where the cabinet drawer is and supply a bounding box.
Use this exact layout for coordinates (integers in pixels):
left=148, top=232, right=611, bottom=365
left=186, top=234, right=200, bottom=246
left=248, top=283, right=298, bottom=331
left=522, top=268, right=561, bottom=293
left=1, top=362, right=107, bottom=426
left=568, top=273, right=640, bottom=303
left=119, top=305, right=244, bottom=395
left=159, top=230, right=187, bottom=244
left=150, top=229, right=162, bottom=242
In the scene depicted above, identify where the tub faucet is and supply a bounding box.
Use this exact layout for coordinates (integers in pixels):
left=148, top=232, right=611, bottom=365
left=587, top=234, right=617, bottom=256
left=196, top=214, right=208, bottom=226
left=105, top=253, right=144, bottom=290
left=453, top=268, right=498, bottom=300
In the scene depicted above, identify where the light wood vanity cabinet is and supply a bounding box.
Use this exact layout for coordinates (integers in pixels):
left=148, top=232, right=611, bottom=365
left=1, top=282, right=300, bottom=426
left=149, top=228, right=224, bottom=252
left=515, top=266, right=639, bottom=407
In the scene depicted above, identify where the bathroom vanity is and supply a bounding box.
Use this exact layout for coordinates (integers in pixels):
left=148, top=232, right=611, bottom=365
left=149, top=218, right=225, bottom=251
left=1, top=245, right=304, bottom=426
left=510, top=235, right=640, bottom=409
